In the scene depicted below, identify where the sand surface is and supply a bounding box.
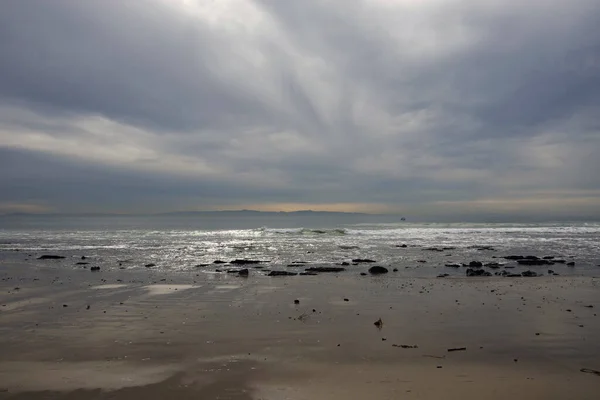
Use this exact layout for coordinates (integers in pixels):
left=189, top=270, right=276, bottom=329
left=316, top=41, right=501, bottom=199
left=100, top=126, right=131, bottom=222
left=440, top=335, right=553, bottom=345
left=1, top=263, right=599, bottom=399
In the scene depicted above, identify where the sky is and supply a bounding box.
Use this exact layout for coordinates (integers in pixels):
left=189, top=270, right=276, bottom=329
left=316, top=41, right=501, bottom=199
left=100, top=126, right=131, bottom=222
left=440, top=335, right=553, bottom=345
left=1, top=0, right=599, bottom=220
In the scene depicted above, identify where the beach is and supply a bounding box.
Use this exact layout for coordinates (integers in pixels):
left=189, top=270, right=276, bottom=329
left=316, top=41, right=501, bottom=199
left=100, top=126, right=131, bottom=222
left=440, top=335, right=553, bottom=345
left=1, top=259, right=599, bottom=399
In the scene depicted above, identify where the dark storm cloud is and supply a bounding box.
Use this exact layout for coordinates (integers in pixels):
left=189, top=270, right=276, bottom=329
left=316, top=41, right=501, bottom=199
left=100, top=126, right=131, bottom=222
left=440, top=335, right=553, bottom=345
left=0, top=0, right=599, bottom=217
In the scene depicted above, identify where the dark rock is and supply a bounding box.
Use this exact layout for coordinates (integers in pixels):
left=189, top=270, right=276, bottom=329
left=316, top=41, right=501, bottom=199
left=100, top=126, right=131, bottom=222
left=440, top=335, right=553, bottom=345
left=548, top=269, right=555, bottom=274
left=230, top=259, right=264, bottom=265
left=443, top=247, right=456, bottom=250
left=90, top=266, right=100, bottom=271
left=445, top=264, right=461, bottom=268
left=213, top=260, right=227, bottom=264
left=392, top=344, right=418, bottom=349
left=63, top=304, right=68, bottom=308
left=553, top=259, right=566, bottom=264
left=268, top=271, right=297, bottom=277
left=507, top=273, right=522, bottom=277
left=517, top=259, right=551, bottom=266
left=469, top=261, right=483, bottom=268
left=344, top=298, right=349, bottom=302
left=423, top=247, right=443, bottom=252
left=352, top=259, right=376, bottom=263
left=299, top=272, right=318, bottom=276
left=360, top=272, right=367, bottom=276
left=567, top=262, right=575, bottom=266
left=504, top=255, right=525, bottom=260
left=466, top=268, right=491, bottom=277
left=543, top=256, right=555, bottom=260
left=417, top=260, right=427, bottom=263
left=396, top=244, right=408, bottom=248
left=81, top=256, right=86, bottom=260
left=291, top=261, right=308, bottom=264
left=524, top=255, right=540, bottom=260
left=580, top=368, right=600, bottom=376
left=522, top=270, right=538, bottom=277
left=437, top=274, right=450, bottom=278
left=294, top=299, right=300, bottom=304
left=86, top=305, right=90, bottom=310
left=305, top=267, right=345, bottom=273
left=195, top=264, right=209, bottom=268
left=447, top=347, right=466, bottom=352
left=374, top=318, right=383, bottom=328
left=368, top=266, right=389, bottom=274
left=76, top=262, right=89, bottom=265
left=37, top=255, right=65, bottom=260
left=145, top=263, right=156, bottom=268
left=238, top=269, right=249, bottom=277
left=393, top=268, right=398, bottom=272
left=340, top=262, right=350, bottom=266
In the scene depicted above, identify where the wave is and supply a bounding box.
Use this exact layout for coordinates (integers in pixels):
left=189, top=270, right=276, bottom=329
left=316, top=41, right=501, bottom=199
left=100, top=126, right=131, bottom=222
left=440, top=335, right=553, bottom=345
left=261, top=227, right=348, bottom=236
left=301, top=228, right=347, bottom=236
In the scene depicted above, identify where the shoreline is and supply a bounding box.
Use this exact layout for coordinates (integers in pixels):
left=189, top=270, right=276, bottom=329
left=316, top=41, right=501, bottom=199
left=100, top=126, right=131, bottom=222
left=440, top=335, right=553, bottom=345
left=1, top=262, right=599, bottom=398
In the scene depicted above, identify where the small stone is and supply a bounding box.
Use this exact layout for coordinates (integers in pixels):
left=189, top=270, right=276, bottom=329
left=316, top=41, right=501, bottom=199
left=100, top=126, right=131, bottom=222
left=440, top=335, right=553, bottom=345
left=352, top=259, right=376, bottom=263
left=368, top=266, right=389, bottom=274
left=268, top=271, right=297, bottom=276
left=294, top=299, right=300, bottom=305
left=37, top=255, right=65, bottom=260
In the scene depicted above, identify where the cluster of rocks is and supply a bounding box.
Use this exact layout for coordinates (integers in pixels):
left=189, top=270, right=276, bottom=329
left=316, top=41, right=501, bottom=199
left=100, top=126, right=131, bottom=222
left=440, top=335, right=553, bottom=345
left=33, top=251, right=583, bottom=280
left=503, top=255, right=570, bottom=266
left=423, top=247, right=456, bottom=252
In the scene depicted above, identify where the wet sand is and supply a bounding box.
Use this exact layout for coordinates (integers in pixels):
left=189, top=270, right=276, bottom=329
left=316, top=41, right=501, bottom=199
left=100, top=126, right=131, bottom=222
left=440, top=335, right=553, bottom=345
left=1, top=263, right=599, bottom=399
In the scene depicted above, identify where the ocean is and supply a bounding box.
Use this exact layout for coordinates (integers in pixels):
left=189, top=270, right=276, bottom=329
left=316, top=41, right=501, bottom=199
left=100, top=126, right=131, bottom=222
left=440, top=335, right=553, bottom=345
left=1, top=214, right=599, bottom=278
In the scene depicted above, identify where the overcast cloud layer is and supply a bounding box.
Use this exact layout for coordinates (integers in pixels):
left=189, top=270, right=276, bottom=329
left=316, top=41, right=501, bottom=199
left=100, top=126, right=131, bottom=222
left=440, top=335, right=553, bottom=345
left=1, top=0, right=599, bottom=219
